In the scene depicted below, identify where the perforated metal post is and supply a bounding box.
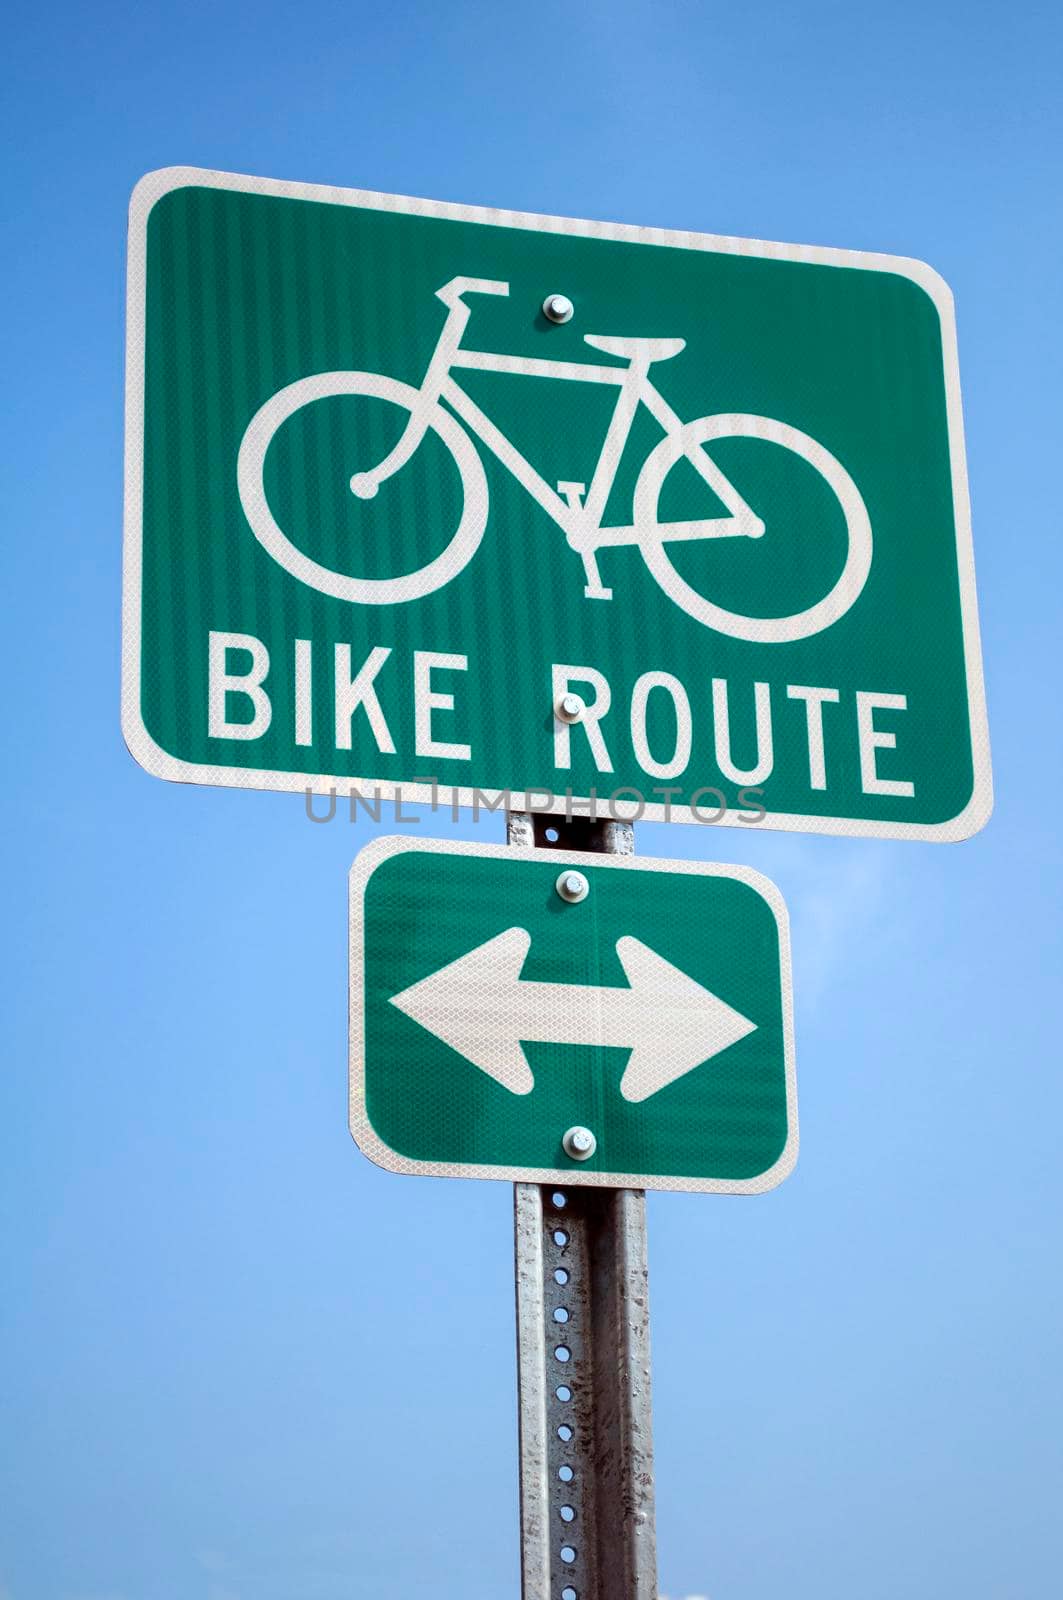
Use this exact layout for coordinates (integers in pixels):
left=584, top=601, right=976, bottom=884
left=509, top=811, right=658, bottom=1600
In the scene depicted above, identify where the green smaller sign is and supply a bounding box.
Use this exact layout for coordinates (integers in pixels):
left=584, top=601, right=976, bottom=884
left=349, top=837, right=796, bottom=1194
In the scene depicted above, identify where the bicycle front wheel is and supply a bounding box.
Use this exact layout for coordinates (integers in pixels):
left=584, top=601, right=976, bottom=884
left=633, top=414, right=873, bottom=643
left=237, top=370, right=487, bottom=605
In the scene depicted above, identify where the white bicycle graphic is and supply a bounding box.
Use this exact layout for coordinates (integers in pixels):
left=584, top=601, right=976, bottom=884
left=237, top=277, right=872, bottom=643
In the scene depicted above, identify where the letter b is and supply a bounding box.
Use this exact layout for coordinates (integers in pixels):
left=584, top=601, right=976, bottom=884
left=208, top=631, right=272, bottom=740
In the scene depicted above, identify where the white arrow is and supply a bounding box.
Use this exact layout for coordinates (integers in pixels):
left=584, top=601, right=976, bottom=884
left=388, top=927, right=757, bottom=1103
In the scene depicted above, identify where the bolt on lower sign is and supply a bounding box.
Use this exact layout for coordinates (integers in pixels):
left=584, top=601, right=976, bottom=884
left=124, top=166, right=990, bottom=838
left=349, top=838, right=796, bottom=1193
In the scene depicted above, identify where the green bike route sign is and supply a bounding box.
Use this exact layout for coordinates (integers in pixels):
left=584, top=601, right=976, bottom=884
left=123, top=166, right=991, bottom=839
left=349, top=838, right=796, bottom=1193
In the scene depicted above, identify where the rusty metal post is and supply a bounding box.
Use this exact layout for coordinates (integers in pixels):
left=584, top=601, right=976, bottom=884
left=509, top=811, right=658, bottom=1600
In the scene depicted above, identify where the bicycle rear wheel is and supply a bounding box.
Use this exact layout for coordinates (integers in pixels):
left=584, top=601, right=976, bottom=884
left=633, top=414, right=872, bottom=642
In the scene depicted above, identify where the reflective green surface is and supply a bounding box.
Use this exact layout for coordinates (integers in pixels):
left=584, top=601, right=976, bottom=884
left=134, top=175, right=987, bottom=833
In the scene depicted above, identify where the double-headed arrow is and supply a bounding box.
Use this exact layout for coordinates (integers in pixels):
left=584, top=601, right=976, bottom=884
left=389, top=927, right=757, bottom=1103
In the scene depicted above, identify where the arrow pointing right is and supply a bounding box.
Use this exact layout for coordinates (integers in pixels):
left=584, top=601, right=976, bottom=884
left=613, top=935, right=758, bottom=1101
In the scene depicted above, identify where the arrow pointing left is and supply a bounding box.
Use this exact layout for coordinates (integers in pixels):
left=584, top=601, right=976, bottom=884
left=388, top=926, right=757, bottom=1102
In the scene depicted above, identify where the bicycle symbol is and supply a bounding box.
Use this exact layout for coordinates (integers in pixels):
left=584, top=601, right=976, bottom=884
left=237, top=277, right=872, bottom=642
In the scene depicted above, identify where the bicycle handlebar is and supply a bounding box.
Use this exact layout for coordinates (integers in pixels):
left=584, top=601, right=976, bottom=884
left=436, top=277, right=510, bottom=307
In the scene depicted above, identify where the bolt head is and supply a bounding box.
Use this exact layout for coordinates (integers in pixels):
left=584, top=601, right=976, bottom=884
left=556, top=692, right=584, bottom=723
left=563, top=1125, right=597, bottom=1160
left=543, top=293, right=574, bottom=324
left=555, top=869, right=590, bottom=903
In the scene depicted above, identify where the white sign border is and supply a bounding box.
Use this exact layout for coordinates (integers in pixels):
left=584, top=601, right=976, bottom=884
left=349, top=835, right=798, bottom=1195
left=123, top=164, right=993, bottom=842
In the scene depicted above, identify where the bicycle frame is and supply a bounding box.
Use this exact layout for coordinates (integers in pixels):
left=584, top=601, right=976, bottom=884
left=354, top=278, right=762, bottom=599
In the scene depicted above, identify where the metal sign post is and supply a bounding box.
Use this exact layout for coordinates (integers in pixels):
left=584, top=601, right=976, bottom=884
left=348, top=816, right=794, bottom=1591
left=509, top=810, right=657, bottom=1600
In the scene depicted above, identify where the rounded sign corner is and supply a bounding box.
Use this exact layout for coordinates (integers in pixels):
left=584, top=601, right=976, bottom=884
left=930, top=769, right=995, bottom=843
left=348, top=1109, right=411, bottom=1179
left=749, top=1123, right=800, bottom=1195
left=119, top=695, right=195, bottom=787
left=878, top=250, right=957, bottom=325
left=129, top=165, right=210, bottom=229
left=349, top=832, right=417, bottom=886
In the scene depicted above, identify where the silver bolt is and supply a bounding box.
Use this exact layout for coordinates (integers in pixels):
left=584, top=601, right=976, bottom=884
left=563, top=1125, right=597, bottom=1161
left=543, top=293, right=574, bottom=324
left=556, top=692, right=584, bottom=723
left=556, top=869, right=589, bottom=903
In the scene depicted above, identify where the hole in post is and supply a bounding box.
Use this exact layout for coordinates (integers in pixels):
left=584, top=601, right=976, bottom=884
left=559, top=1464, right=574, bottom=1482
left=554, top=1267, right=569, bottom=1285
left=562, top=1587, right=578, bottom=1600
left=551, top=1191, right=567, bottom=1207
left=555, top=1385, right=572, bottom=1402
left=557, top=1424, right=573, bottom=1442
left=560, top=1545, right=576, bottom=1564
left=553, top=1230, right=568, bottom=1248
left=553, top=1306, right=569, bottom=1323
left=559, top=1505, right=576, bottom=1523
left=554, top=1345, right=571, bottom=1362
left=546, top=827, right=559, bottom=842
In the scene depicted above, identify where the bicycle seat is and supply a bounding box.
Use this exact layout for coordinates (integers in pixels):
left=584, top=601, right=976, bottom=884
left=583, top=334, right=687, bottom=364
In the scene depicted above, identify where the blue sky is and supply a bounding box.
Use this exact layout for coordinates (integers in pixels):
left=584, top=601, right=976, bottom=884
left=2, top=2, right=1061, bottom=1597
